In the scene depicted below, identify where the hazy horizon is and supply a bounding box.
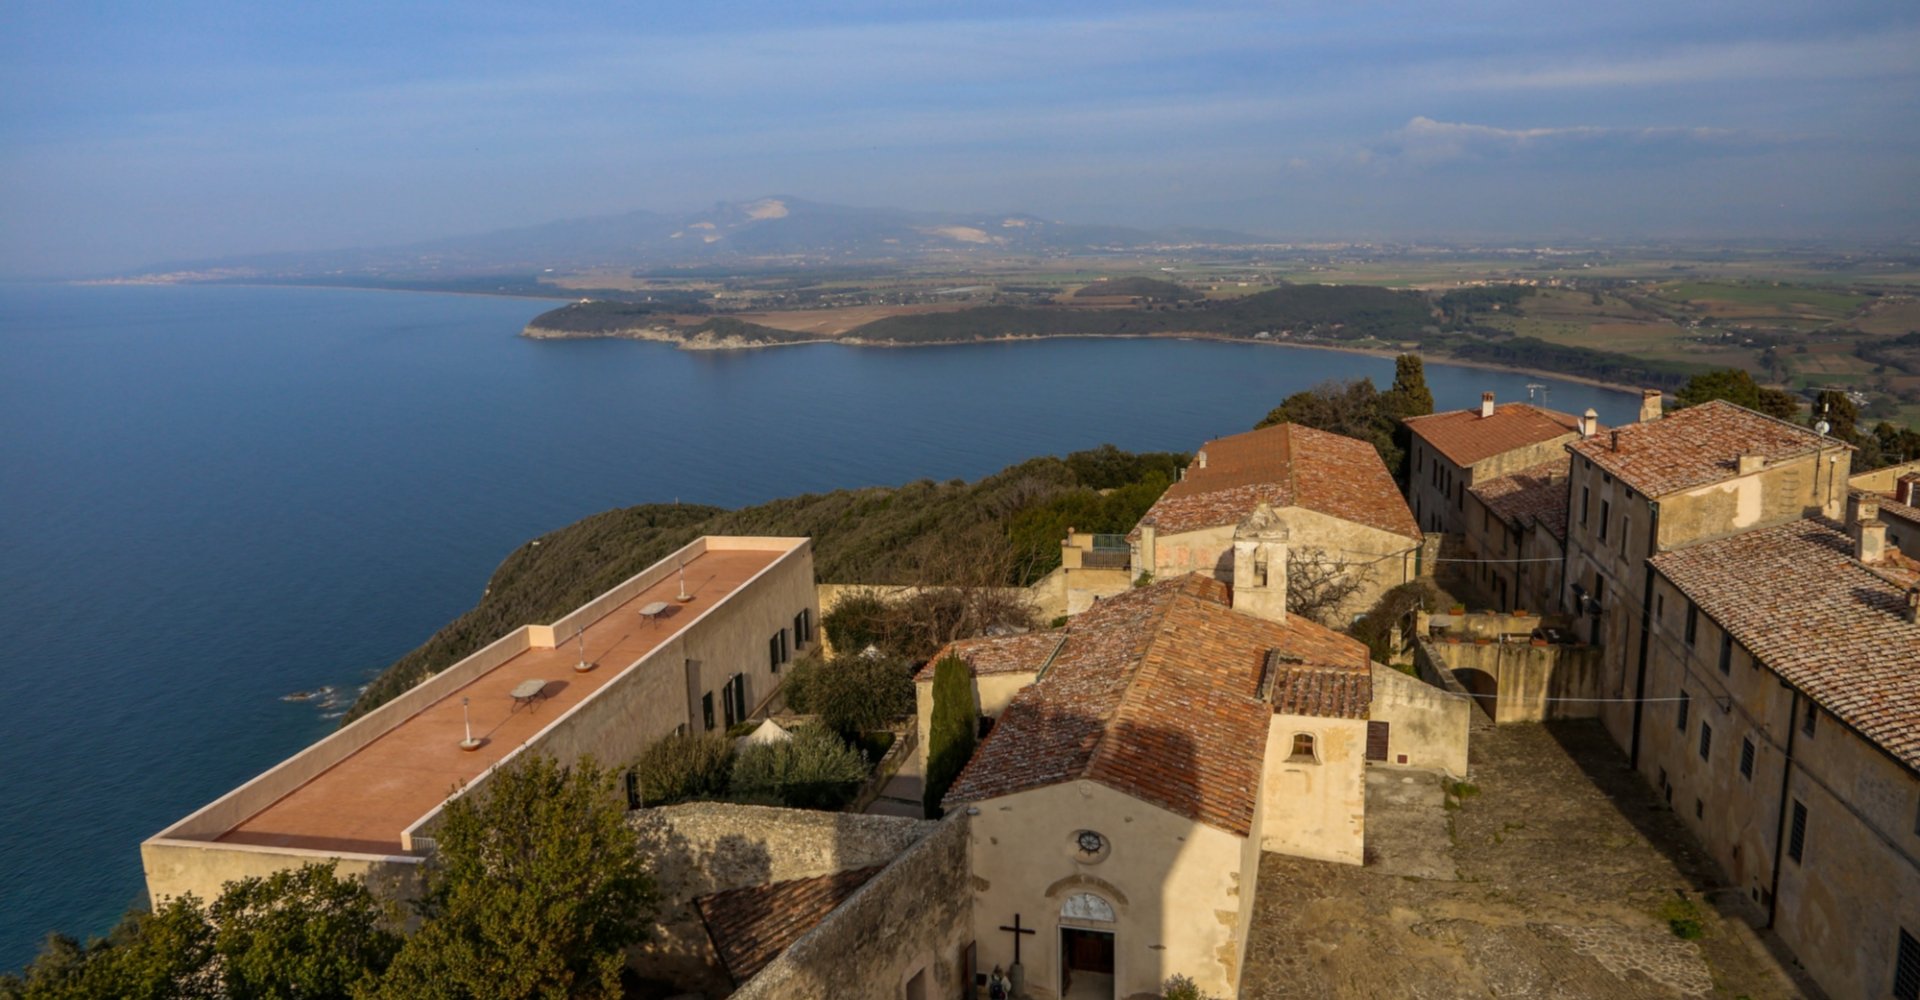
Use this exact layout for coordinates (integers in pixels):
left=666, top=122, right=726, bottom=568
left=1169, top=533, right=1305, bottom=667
left=4, top=1, right=1917, bottom=277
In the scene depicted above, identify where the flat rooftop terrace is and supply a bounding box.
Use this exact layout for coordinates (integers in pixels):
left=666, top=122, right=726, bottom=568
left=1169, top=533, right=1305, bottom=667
left=211, top=545, right=785, bottom=855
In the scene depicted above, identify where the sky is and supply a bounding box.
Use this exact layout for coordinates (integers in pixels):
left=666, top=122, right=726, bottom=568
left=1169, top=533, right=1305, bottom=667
left=2, top=1, right=1916, bottom=276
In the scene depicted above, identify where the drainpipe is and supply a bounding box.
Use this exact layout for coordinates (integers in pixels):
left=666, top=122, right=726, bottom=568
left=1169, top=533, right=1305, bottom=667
left=1767, top=686, right=1800, bottom=929
left=1627, top=502, right=1659, bottom=770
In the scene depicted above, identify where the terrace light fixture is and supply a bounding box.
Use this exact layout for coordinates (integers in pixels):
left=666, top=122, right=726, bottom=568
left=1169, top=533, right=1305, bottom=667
left=459, top=696, right=483, bottom=751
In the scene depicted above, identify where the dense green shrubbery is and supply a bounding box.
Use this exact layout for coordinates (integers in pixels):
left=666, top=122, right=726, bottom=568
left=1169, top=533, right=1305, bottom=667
left=729, top=723, right=870, bottom=811
left=1453, top=337, right=1698, bottom=389
left=923, top=655, right=980, bottom=819
left=631, top=731, right=735, bottom=806
left=804, top=653, right=915, bottom=741
left=1255, top=353, right=1435, bottom=479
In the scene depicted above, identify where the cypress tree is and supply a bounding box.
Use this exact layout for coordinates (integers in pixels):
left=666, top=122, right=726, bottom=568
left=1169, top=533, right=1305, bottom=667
left=923, top=655, right=979, bottom=819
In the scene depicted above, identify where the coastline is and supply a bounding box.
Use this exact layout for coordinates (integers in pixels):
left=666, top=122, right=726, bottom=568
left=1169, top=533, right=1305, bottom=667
left=527, top=323, right=1651, bottom=398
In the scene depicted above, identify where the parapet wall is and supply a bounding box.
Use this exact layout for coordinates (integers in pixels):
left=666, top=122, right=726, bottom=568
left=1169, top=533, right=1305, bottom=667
left=732, top=811, right=973, bottom=1000
left=1417, top=637, right=1602, bottom=724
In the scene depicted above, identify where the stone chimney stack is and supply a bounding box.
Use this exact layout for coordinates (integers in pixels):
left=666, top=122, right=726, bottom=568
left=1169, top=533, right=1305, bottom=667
left=1480, top=392, right=1496, bottom=418
left=1850, top=495, right=1887, bottom=564
left=1231, top=503, right=1290, bottom=625
left=1610, top=429, right=1621, bottom=451
left=1579, top=408, right=1598, bottom=439
left=1195, top=449, right=1208, bottom=470
left=1898, top=474, right=1920, bottom=507
left=1906, top=586, right=1920, bottom=624
left=1639, top=389, right=1664, bottom=423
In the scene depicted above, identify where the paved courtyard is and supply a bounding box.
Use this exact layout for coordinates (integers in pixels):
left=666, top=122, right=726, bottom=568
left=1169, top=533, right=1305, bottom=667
left=1240, top=721, right=1820, bottom=999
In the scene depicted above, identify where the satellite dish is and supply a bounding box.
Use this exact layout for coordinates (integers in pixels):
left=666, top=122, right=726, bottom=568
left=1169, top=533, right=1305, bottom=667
left=1815, top=420, right=1831, bottom=436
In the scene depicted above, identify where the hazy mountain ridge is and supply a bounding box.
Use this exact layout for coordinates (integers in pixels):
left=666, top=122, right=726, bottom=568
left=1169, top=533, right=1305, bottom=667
left=121, top=197, right=1276, bottom=281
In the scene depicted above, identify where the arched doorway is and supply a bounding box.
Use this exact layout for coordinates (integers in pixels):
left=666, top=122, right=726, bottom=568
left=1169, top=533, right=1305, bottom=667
left=1060, top=892, right=1115, bottom=1000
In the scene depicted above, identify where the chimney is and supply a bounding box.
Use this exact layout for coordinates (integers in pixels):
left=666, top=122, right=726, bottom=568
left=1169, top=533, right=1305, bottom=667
left=1610, top=429, right=1621, bottom=451
left=1737, top=454, right=1766, bottom=475
left=1230, top=504, right=1289, bottom=625
left=1579, top=408, right=1598, bottom=439
left=1480, top=391, right=1496, bottom=418
left=1851, top=495, right=1887, bottom=564
left=1195, top=449, right=1208, bottom=470
left=1639, top=389, right=1664, bottom=423
left=1898, top=474, right=1920, bottom=507
left=1907, top=586, right=1920, bottom=624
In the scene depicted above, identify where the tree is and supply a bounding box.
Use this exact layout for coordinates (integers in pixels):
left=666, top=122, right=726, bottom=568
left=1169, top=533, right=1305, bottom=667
left=1285, top=547, right=1366, bottom=626
left=1381, top=353, right=1435, bottom=421
left=1810, top=389, right=1859, bottom=444
left=0, top=898, right=219, bottom=1000
left=728, top=723, right=869, bottom=810
left=1255, top=377, right=1405, bottom=479
left=1672, top=369, right=1800, bottom=421
left=804, top=652, right=915, bottom=741
left=922, top=655, right=980, bottom=819
left=374, top=754, right=656, bottom=1000
left=209, top=863, right=399, bottom=1000
left=630, top=731, right=734, bottom=806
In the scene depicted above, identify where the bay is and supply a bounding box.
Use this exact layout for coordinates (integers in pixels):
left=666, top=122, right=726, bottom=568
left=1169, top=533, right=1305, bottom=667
left=0, top=283, right=1640, bottom=968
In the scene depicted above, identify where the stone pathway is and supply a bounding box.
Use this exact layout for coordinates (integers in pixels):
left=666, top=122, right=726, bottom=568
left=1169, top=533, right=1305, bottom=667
left=1239, top=722, right=1819, bottom=999
left=865, top=741, right=925, bottom=819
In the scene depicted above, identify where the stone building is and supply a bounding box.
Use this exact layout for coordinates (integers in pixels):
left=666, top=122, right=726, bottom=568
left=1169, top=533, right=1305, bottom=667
left=1636, top=512, right=1920, bottom=1000
left=1561, top=400, right=1852, bottom=750
left=1127, top=422, right=1422, bottom=624
left=1404, top=390, right=1617, bottom=536
left=1462, top=459, right=1572, bottom=614
left=142, top=536, right=820, bottom=909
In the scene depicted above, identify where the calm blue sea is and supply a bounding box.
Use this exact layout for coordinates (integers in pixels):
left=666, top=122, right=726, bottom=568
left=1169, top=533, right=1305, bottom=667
left=0, top=283, right=1640, bottom=968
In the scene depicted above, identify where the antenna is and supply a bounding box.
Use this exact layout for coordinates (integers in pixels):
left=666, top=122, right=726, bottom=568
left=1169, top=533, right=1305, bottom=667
left=1525, top=383, right=1547, bottom=405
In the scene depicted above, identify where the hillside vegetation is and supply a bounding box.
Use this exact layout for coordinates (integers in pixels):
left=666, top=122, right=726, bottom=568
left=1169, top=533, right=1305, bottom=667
left=346, top=446, right=1184, bottom=721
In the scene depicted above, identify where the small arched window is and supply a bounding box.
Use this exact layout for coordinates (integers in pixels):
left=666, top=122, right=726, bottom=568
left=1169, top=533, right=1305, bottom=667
left=1061, top=892, right=1116, bottom=922
left=1288, top=732, right=1318, bottom=763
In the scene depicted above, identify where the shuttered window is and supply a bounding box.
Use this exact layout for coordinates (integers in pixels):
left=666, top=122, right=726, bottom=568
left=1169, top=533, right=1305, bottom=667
left=1788, top=800, right=1808, bottom=863
left=1739, top=738, right=1754, bottom=779
left=1895, top=928, right=1919, bottom=1000
left=1699, top=722, right=1712, bottom=761
left=1677, top=690, right=1690, bottom=732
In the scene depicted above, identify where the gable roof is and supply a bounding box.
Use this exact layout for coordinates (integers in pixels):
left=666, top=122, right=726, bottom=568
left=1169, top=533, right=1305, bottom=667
left=941, top=575, right=1372, bottom=836
left=1469, top=459, right=1572, bottom=542
left=1651, top=518, right=1920, bottom=773
left=1567, top=399, right=1840, bottom=498
left=1404, top=402, right=1583, bottom=468
left=695, top=866, right=886, bottom=985
left=1131, top=423, right=1418, bottom=541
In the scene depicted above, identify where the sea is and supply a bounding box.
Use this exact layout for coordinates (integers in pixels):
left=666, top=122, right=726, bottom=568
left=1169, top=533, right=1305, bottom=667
left=0, top=282, right=1642, bottom=969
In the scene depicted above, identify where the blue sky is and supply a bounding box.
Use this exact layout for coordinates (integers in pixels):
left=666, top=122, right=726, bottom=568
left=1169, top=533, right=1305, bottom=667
left=2, top=1, right=1915, bottom=275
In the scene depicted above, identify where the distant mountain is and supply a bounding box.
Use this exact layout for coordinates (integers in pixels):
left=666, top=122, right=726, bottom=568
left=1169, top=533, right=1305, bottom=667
left=123, top=197, right=1276, bottom=280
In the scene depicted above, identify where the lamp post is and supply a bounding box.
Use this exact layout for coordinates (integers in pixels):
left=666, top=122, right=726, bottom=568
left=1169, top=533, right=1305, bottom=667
left=676, top=558, right=692, bottom=602
left=459, top=696, right=483, bottom=751
left=574, top=624, right=592, bottom=673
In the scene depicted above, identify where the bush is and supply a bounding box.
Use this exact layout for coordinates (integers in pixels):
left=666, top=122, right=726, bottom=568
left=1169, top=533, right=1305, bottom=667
left=779, top=653, right=823, bottom=712
left=1162, top=973, right=1222, bottom=1000
left=808, top=652, right=916, bottom=741
left=729, top=724, right=869, bottom=811
left=923, top=655, right=979, bottom=819
left=632, top=731, right=734, bottom=806
left=1350, top=580, right=1441, bottom=663
left=822, top=592, right=890, bottom=654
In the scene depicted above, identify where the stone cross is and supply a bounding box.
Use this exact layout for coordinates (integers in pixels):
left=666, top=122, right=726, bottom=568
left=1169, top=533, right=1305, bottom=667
left=999, top=913, right=1036, bottom=965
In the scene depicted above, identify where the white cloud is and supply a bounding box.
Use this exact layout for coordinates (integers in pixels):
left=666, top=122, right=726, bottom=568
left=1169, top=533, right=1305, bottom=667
left=1367, top=116, right=1791, bottom=166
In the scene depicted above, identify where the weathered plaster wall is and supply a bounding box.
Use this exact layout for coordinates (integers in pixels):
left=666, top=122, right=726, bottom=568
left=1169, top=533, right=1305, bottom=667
left=627, top=803, right=935, bottom=993
left=1259, top=715, right=1366, bottom=864
left=1150, top=509, right=1419, bottom=625
left=966, top=782, right=1253, bottom=1000
left=141, top=843, right=420, bottom=914
left=1368, top=665, right=1470, bottom=776
left=1848, top=458, right=1920, bottom=493
left=733, top=812, right=973, bottom=1000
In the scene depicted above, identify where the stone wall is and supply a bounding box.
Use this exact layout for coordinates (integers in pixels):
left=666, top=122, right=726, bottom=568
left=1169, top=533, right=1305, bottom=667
left=627, top=802, right=935, bottom=994
left=733, top=812, right=974, bottom=1000
left=1417, top=637, right=1602, bottom=724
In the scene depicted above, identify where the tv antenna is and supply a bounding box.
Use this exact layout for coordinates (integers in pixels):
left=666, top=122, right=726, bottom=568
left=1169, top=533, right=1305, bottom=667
left=1525, top=383, right=1548, bottom=405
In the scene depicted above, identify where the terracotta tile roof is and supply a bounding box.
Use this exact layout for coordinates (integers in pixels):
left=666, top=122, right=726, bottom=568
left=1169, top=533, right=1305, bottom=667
left=942, top=574, right=1373, bottom=835
left=1131, top=423, right=1418, bottom=541
left=695, top=865, right=885, bottom=984
left=1651, top=518, right=1920, bottom=772
left=1568, top=400, right=1839, bottom=498
left=1873, top=491, right=1920, bottom=530
left=1469, top=459, right=1571, bottom=542
left=1404, top=402, right=1583, bottom=468
left=913, top=631, right=1063, bottom=682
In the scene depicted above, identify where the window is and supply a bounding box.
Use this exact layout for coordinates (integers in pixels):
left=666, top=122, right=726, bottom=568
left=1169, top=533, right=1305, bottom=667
left=781, top=627, right=791, bottom=663
left=625, top=770, right=642, bottom=810
left=1582, top=486, right=1591, bottom=525
left=1621, top=515, right=1631, bottom=555
left=793, top=609, right=812, bottom=647
left=1695, top=798, right=1704, bottom=819
left=1062, top=892, right=1116, bottom=922
left=1740, top=737, right=1755, bottom=779
left=1684, top=604, right=1698, bottom=646
left=730, top=673, right=747, bottom=725
left=903, top=968, right=927, bottom=1000
left=1698, top=722, right=1712, bottom=761
left=1788, top=800, right=1807, bottom=863
left=1897, top=927, right=1920, bottom=1000
left=722, top=683, right=737, bottom=727
left=769, top=633, right=784, bottom=672
left=1599, top=500, right=1610, bottom=541
left=1802, top=701, right=1817, bottom=738
left=1288, top=732, right=1318, bottom=763
left=702, top=692, right=715, bottom=731
left=1656, top=593, right=1664, bottom=620
left=1677, top=690, right=1690, bottom=732
left=1719, top=632, right=1733, bottom=674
